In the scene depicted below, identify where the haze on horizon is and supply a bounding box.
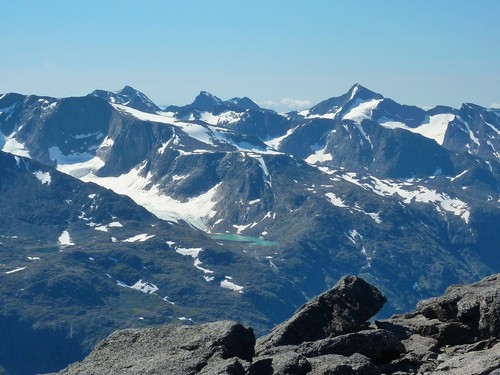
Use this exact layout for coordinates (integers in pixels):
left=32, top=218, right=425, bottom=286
left=2, top=0, right=499, bottom=111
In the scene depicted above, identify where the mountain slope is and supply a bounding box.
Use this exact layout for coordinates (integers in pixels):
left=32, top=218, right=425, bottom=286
left=0, top=150, right=306, bottom=374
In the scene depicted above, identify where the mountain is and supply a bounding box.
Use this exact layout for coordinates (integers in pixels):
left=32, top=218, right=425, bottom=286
left=0, top=84, right=499, bottom=374
left=90, top=85, right=161, bottom=113
left=0, top=151, right=306, bottom=374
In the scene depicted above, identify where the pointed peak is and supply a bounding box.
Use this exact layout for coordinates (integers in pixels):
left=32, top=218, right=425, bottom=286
left=197, top=91, right=222, bottom=101
left=118, top=85, right=140, bottom=95
left=347, top=83, right=383, bottom=101
left=308, top=84, right=383, bottom=116
left=191, top=91, right=223, bottom=111
left=91, top=86, right=160, bottom=113
left=225, top=96, right=261, bottom=111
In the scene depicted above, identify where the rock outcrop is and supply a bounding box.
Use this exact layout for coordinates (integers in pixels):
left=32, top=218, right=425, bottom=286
left=376, top=273, right=500, bottom=374
left=56, top=274, right=500, bottom=375
left=256, top=275, right=386, bottom=350
left=57, top=321, right=255, bottom=375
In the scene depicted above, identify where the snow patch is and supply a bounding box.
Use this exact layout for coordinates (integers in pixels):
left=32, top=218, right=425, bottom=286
left=5, top=266, right=27, bottom=274
left=117, top=279, right=159, bottom=294
left=343, top=99, right=383, bottom=123
left=176, top=247, right=203, bottom=258
left=220, top=279, right=244, bottom=293
left=80, top=166, right=220, bottom=230
left=379, top=114, right=455, bottom=145
left=305, top=148, right=333, bottom=164
left=58, top=230, right=75, bottom=246
left=0, top=133, right=31, bottom=157
left=176, top=247, right=214, bottom=274
left=34, top=171, right=51, bottom=185
left=340, top=173, right=471, bottom=223
left=129, top=280, right=159, bottom=294
left=325, top=192, right=347, bottom=208
left=123, top=234, right=155, bottom=242
left=49, top=146, right=105, bottom=179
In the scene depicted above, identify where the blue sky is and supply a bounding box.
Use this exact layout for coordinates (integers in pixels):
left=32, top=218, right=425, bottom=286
left=2, top=1, right=499, bottom=110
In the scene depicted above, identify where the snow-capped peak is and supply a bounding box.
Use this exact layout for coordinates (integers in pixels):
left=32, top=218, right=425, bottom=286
left=347, top=83, right=384, bottom=102
left=191, top=91, right=224, bottom=112
left=225, top=96, right=261, bottom=111
left=90, top=86, right=160, bottom=113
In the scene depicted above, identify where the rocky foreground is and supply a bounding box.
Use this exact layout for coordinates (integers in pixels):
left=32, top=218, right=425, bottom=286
left=55, top=274, right=500, bottom=374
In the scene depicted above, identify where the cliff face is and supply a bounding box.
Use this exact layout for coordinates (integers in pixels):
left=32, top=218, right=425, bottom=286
left=56, top=274, right=500, bottom=375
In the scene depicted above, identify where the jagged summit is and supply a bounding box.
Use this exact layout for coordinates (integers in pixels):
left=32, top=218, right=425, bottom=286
left=117, top=85, right=142, bottom=96
left=347, top=83, right=384, bottom=101
left=90, top=85, right=160, bottom=113
left=167, top=91, right=262, bottom=115
left=226, top=96, right=261, bottom=111
left=190, top=91, right=224, bottom=111
left=307, top=83, right=384, bottom=116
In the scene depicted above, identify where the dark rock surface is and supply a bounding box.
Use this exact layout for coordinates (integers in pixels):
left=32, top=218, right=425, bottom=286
left=256, top=275, right=386, bottom=350
left=56, top=274, right=500, bottom=374
left=57, top=321, right=255, bottom=375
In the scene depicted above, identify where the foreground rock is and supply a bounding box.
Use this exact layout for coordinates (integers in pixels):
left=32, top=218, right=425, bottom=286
left=376, top=273, right=500, bottom=374
left=56, top=274, right=500, bottom=374
left=257, top=275, right=386, bottom=350
left=58, top=321, right=255, bottom=375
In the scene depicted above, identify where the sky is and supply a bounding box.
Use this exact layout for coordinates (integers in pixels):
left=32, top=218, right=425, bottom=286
left=2, top=1, right=500, bottom=111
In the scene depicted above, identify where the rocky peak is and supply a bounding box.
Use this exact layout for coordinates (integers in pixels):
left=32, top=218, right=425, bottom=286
left=347, top=83, right=384, bottom=102
left=191, top=91, right=224, bottom=112
left=225, top=96, right=261, bottom=111
left=90, top=86, right=160, bottom=113
left=117, top=85, right=142, bottom=96
left=308, top=83, right=384, bottom=117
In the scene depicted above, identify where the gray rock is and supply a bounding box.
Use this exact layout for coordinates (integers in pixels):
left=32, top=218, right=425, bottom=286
left=58, top=321, right=255, bottom=375
left=416, top=274, right=500, bottom=341
left=202, top=357, right=249, bottom=375
left=308, top=353, right=380, bottom=375
left=385, top=274, right=500, bottom=348
left=431, top=341, right=500, bottom=375
left=257, top=276, right=386, bottom=350
left=373, top=320, right=412, bottom=340
left=298, top=329, right=405, bottom=363
left=249, top=351, right=311, bottom=375
left=377, top=334, right=440, bottom=374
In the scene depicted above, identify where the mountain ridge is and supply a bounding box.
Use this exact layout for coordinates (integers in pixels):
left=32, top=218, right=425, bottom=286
left=0, top=83, right=499, bottom=374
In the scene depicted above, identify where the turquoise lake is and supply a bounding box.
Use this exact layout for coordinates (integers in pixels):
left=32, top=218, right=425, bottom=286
left=209, top=233, right=279, bottom=246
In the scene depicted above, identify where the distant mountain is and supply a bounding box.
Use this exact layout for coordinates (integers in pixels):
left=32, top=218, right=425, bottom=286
left=1, top=84, right=499, bottom=374
left=91, top=85, right=161, bottom=113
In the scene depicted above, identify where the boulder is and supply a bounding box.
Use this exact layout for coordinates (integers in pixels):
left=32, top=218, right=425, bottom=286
left=249, top=352, right=311, bottom=375
left=257, top=276, right=386, bottom=350
left=307, top=353, right=380, bottom=375
left=385, top=274, right=500, bottom=347
left=431, top=341, right=500, bottom=375
left=298, top=329, right=405, bottom=363
left=416, top=273, right=500, bottom=340
left=202, top=357, right=249, bottom=375
left=58, top=321, right=255, bottom=375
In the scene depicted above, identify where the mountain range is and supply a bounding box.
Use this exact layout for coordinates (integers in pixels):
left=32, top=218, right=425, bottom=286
left=0, top=84, right=498, bottom=374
